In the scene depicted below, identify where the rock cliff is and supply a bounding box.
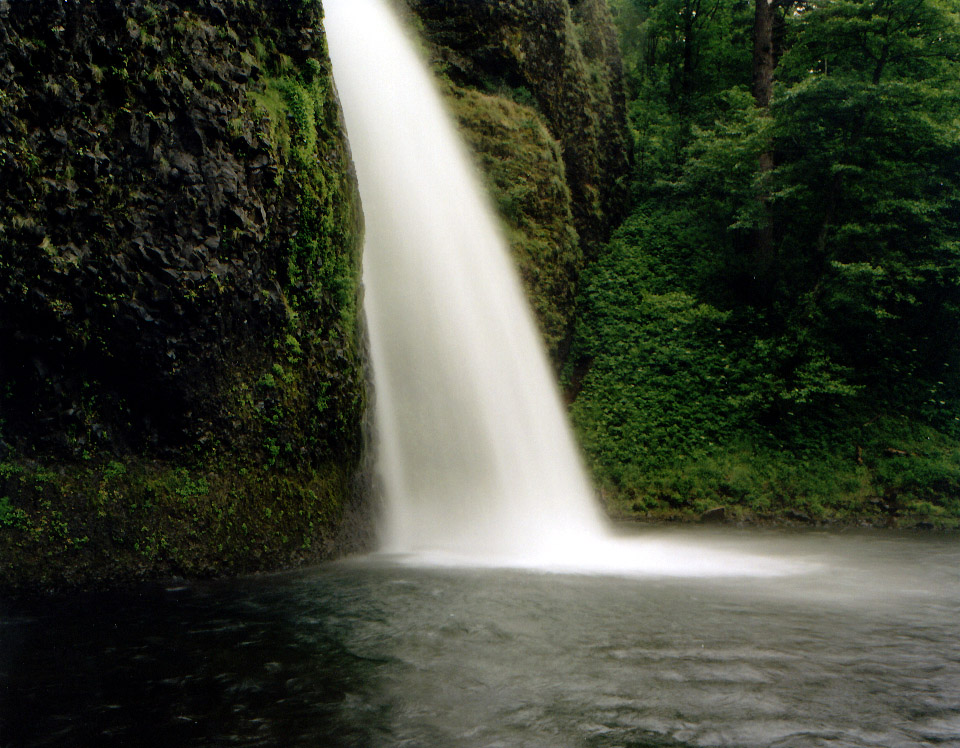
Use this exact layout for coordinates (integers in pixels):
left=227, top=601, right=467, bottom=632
left=0, top=0, right=369, bottom=591
left=402, top=0, right=632, bottom=358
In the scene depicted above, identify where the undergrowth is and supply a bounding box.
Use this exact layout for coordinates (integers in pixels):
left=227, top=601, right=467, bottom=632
left=567, top=206, right=960, bottom=529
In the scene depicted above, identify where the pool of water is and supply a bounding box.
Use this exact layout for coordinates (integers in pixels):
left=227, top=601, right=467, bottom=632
left=2, top=527, right=958, bottom=747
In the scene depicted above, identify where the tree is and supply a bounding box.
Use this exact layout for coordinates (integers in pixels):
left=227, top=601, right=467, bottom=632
left=599, top=0, right=960, bottom=425
left=610, top=0, right=754, bottom=181
left=751, top=0, right=804, bottom=300
left=569, top=0, right=960, bottom=521
left=771, top=0, right=960, bottom=418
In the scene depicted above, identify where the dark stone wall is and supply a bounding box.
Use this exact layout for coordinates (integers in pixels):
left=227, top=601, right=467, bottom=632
left=401, top=0, right=632, bottom=360
left=0, top=0, right=369, bottom=591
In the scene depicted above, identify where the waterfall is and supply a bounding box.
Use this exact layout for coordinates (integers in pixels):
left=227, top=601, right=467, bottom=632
left=324, top=0, right=606, bottom=563
left=324, top=0, right=807, bottom=577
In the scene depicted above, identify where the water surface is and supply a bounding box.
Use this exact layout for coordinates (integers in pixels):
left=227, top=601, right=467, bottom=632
left=2, top=527, right=958, bottom=747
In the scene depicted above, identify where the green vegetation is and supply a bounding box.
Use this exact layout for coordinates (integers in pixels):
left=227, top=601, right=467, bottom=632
left=241, top=32, right=364, bottom=472
left=0, top=457, right=356, bottom=590
left=568, top=0, right=960, bottom=527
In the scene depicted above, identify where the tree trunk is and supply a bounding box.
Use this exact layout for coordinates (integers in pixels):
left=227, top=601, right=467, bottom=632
left=752, top=0, right=777, bottom=301
left=752, top=0, right=776, bottom=108
left=681, top=1, right=696, bottom=113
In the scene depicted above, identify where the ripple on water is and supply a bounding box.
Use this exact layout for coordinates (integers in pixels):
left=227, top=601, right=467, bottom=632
left=1, top=529, right=959, bottom=748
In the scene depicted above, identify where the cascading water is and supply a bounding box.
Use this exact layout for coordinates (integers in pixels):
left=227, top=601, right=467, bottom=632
left=324, top=0, right=605, bottom=562
left=324, top=0, right=807, bottom=576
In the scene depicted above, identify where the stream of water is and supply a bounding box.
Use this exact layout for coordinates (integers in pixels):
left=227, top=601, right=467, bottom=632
left=2, top=528, right=959, bottom=747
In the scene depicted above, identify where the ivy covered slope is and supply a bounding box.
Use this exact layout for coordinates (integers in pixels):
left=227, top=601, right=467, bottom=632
left=0, top=0, right=369, bottom=591
left=567, top=0, right=960, bottom=529
left=403, top=0, right=632, bottom=360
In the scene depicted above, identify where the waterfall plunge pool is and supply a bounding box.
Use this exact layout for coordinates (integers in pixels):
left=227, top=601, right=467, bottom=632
left=2, top=526, right=958, bottom=748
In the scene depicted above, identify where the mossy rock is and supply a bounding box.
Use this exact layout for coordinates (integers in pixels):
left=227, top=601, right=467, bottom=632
left=401, top=0, right=632, bottom=363
left=448, top=86, right=581, bottom=356
left=0, top=0, right=369, bottom=591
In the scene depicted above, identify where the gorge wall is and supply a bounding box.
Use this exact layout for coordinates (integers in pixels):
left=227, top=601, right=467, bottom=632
left=0, top=0, right=369, bottom=591
left=401, top=0, right=632, bottom=359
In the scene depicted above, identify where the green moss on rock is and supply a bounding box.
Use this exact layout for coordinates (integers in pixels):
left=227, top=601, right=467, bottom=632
left=0, top=0, right=369, bottom=592
left=401, top=0, right=632, bottom=362
left=0, top=457, right=367, bottom=591
left=448, top=87, right=581, bottom=354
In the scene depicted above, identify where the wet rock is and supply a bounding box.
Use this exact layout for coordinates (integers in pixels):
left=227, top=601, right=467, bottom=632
left=0, top=0, right=367, bottom=589
left=700, top=506, right=727, bottom=523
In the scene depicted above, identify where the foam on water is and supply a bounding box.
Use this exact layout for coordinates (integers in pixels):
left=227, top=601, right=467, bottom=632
left=375, top=535, right=806, bottom=578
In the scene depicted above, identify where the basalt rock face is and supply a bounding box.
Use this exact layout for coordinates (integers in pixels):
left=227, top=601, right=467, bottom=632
left=402, top=0, right=631, bottom=359
left=0, top=0, right=369, bottom=591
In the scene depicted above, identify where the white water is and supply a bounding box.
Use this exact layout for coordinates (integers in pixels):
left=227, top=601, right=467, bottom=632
left=324, top=0, right=809, bottom=577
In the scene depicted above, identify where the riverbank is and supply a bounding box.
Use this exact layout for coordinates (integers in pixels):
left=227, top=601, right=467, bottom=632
left=590, top=435, right=960, bottom=531
left=612, top=508, right=960, bottom=532
left=0, top=457, right=374, bottom=596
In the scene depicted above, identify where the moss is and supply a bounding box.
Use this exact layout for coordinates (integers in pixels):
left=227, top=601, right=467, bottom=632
left=0, top=0, right=369, bottom=592
left=241, top=43, right=365, bottom=472
left=0, top=456, right=361, bottom=590
left=447, top=86, right=581, bottom=357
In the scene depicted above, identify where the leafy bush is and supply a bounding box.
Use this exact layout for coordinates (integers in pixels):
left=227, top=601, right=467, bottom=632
left=0, top=496, right=27, bottom=529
